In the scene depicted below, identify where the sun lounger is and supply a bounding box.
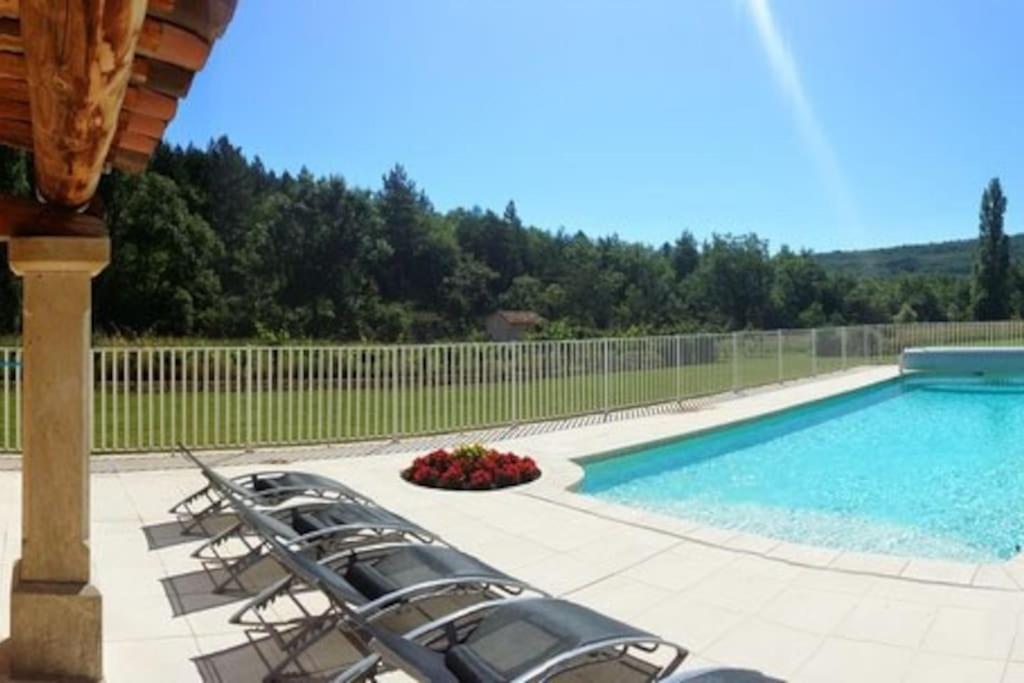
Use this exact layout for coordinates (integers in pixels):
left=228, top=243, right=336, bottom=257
left=332, top=596, right=689, bottom=682
left=227, top=504, right=544, bottom=680
left=169, top=444, right=376, bottom=534
left=192, top=498, right=439, bottom=593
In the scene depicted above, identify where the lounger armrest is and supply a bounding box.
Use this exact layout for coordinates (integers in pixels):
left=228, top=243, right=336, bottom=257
left=659, top=667, right=778, bottom=682
left=285, top=522, right=437, bottom=550
left=228, top=574, right=300, bottom=626
left=329, top=655, right=382, bottom=683
left=189, top=519, right=247, bottom=559
left=355, top=575, right=544, bottom=616
left=512, top=636, right=687, bottom=683
left=403, top=597, right=530, bottom=640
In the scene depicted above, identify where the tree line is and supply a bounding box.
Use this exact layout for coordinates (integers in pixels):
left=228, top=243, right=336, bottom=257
left=0, top=139, right=1013, bottom=342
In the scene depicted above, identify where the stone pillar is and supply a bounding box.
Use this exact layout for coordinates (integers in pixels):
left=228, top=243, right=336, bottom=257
left=8, top=235, right=109, bottom=681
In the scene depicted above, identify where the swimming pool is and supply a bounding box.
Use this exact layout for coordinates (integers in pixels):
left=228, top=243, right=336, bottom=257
left=581, top=374, right=1024, bottom=562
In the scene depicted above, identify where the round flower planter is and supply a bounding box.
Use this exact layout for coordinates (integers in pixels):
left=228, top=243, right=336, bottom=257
left=401, top=446, right=541, bottom=491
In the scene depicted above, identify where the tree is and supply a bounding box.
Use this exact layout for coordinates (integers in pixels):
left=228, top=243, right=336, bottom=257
left=690, top=234, right=773, bottom=329
left=96, top=173, right=222, bottom=336
left=971, top=178, right=1010, bottom=320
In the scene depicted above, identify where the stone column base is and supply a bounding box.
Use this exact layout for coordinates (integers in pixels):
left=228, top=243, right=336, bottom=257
left=10, top=560, right=102, bottom=681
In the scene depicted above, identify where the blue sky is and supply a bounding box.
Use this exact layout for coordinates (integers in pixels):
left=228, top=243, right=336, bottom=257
left=167, top=0, right=1024, bottom=252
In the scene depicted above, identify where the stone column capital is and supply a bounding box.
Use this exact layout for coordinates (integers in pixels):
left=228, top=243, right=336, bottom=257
left=8, top=235, right=110, bottom=276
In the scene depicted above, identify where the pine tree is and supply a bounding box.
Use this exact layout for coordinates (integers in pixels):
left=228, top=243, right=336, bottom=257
left=971, top=178, right=1010, bottom=320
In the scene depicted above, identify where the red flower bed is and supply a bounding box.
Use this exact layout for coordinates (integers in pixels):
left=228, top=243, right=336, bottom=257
left=402, top=444, right=541, bottom=491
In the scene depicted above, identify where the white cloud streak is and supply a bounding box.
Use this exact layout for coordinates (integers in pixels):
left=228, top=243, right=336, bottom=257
left=746, top=0, right=860, bottom=235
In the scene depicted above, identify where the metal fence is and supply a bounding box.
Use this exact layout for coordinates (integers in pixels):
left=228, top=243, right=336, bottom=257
left=1, top=320, right=1023, bottom=453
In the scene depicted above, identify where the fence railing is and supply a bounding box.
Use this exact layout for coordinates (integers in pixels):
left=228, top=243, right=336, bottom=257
left=1, top=320, right=1023, bottom=453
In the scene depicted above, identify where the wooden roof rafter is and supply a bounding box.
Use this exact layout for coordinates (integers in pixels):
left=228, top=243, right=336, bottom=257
left=0, top=0, right=236, bottom=204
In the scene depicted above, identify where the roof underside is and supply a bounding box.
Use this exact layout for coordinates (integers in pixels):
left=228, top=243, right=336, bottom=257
left=0, top=0, right=236, bottom=176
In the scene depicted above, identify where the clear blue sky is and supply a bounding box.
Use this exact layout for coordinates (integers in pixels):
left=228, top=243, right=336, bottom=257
left=167, top=0, right=1024, bottom=252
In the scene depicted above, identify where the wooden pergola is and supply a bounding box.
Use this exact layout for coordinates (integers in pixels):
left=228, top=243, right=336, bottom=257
left=0, top=2, right=235, bottom=679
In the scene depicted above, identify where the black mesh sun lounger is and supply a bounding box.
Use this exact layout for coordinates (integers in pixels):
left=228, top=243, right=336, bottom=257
left=168, top=444, right=376, bottom=534
left=227, top=504, right=545, bottom=681
left=192, top=498, right=440, bottom=593
left=332, top=596, right=690, bottom=683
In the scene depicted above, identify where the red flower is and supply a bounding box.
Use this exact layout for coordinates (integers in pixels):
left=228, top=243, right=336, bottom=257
left=495, top=464, right=520, bottom=486
left=406, top=448, right=539, bottom=490
left=411, top=465, right=438, bottom=486
left=469, top=469, right=494, bottom=489
left=439, top=464, right=465, bottom=488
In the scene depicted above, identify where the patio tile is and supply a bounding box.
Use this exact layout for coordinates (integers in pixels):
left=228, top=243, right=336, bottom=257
left=634, top=596, right=745, bottom=652
left=565, top=531, right=678, bottom=572
left=1007, top=612, right=1024, bottom=661
left=513, top=553, right=616, bottom=596
left=700, top=616, right=822, bottom=678
left=972, top=565, right=1020, bottom=591
left=567, top=574, right=676, bottom=621
left=724, top=531, right=781, bottom=555
left=798, top=567, right=880, bottom=596
left=903, top=652, right=1005, bottom=683
left=467, top=535, right=558, bottom=572
left=621, top=547, right=728, bottom=591
left=1004, top=662, right=1024, bottom=682
left=766, top=541, right=841, bottom=568
left=790, top=638, right=912, bottom=683
left=869, top=576, right=951, bottom=604
left=901, top=558, right=979, bottom=585
left=758, top=587, right=859, bottom=634
left=921, top=606, right=1017, bottom=660
left=93, top=552, right=168, bottom=597
left=104, top=592, right=194, bottom=641
left=942, top=584, right=1024, bottom=611
left=104, top=636, right=203, bottom=683
left=684, top=566, right=789, bottom=614
left=684, top=524, right=740, bottom=546
left=525, top=515, right=612, bottom=552
left=833, top=597, right=937, bottom=648
left=829, top=551, right=909, bottom=576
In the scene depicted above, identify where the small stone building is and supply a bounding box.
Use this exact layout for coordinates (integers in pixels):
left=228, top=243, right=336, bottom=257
left=486, top=310, right=545, bottom=341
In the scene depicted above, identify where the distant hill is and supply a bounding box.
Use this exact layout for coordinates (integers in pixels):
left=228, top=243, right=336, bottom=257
left=814, top=234, right=1024, bottom=277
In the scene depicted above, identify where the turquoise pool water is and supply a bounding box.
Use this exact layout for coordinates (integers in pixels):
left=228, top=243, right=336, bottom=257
left=582, top=375, right=1024, bottom=562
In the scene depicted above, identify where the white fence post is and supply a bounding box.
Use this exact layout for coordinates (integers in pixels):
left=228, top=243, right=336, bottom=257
left=602, top=338, right=610, bottom=416
left=777, top=329, right=783, bottom=382
left=245, top=347, right=253, bottom=449
left=841, top=327, right=848, bottom=370
left=811, top=329, right=818, bottom=375
left=731, top=332, right=739, bottom=391
left=511, top=342, right=518, bottom=425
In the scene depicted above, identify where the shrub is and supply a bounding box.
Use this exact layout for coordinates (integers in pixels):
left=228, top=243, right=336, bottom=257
left=401, top=444, right=541, bottom=491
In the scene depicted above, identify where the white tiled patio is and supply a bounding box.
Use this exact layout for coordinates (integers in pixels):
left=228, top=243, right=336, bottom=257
left=5, top=365, right=1024, bottom=682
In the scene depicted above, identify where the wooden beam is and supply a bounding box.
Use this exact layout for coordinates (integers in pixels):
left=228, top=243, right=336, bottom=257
left=147, top=0, right=238, bottom=41
left=121, top=109, right=167, bottom=139
left=0, top=51, right=23, bottom=78
left=137, top=16, right=210, bottom=71
left=130, top=56, right=193, bottom=98
left=0, top=194, right=106, bottom=240
left=0, top=0, right=15, bottom=19
left=0, top=17, right=19, bottom=52
left=21, top=0, right=148, bottom=206
left=0, top=97, right=28, bottom=121
left=121, top=84, right=177, bottom=120
left=0, top=117, right=31, bottom=148
left=0, top=76, right=25, bottom=101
